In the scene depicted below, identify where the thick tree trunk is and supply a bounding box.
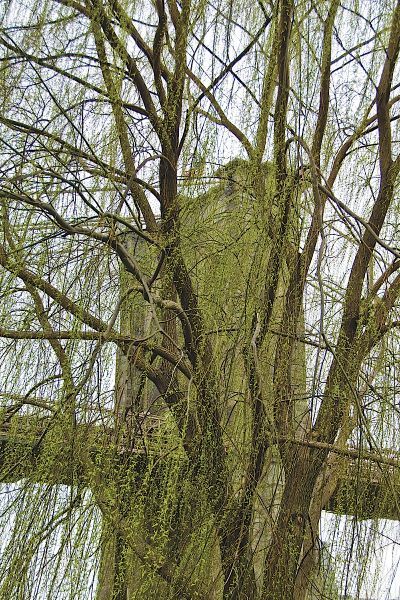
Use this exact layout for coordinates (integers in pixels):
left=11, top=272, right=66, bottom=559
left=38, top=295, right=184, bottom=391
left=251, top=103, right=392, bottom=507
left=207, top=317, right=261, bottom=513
left=96, top=525, right=128, bottom=600
left=261, top=451, right=317, bottom=600
left=218, top=499, right=258, bottom=599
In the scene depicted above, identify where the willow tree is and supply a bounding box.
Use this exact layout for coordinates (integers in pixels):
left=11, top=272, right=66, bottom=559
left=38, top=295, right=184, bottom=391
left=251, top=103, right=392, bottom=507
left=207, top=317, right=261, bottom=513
left=0, top=0, right=400, bottom=598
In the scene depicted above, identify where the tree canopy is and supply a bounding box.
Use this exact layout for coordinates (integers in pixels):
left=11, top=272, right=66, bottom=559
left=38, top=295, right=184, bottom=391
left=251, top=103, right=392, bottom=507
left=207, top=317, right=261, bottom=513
left=0, top=0, right=400, bottom=598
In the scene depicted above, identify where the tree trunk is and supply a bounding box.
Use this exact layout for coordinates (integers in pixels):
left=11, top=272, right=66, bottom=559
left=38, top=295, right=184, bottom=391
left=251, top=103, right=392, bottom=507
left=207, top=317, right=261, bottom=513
left=96, top=525, right=128, bottom=600
left=261, top=450, right=318, bottom=600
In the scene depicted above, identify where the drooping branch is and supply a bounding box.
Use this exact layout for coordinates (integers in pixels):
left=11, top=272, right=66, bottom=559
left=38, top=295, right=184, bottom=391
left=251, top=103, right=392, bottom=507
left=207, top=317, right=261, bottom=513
left=0, top=34, right=149, bottom=117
